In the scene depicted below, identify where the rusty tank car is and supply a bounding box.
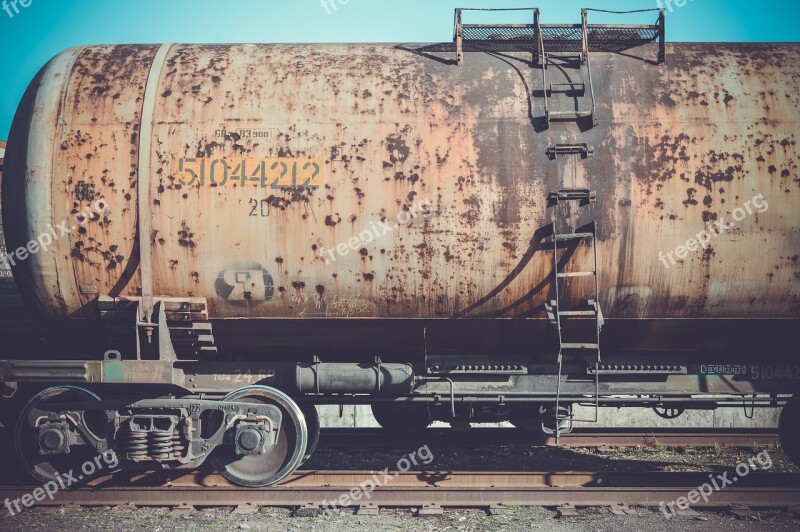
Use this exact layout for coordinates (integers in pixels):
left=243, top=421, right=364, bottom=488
left=1, top=8, right=799, bottom=486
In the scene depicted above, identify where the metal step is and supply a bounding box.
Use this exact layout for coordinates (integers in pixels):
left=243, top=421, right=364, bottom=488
left=558, top=310, right=597, bottom=316
left=550, top=82, right=585, bottom=93
left=548, top=189, right=596, bottom=202
left=546, top=52, right=583, bottom=60
left=557, top=271, right=595, bottom=278
left=546, top=144, right=594, bottom=158
left=554, top=232, right=593, bottom=241
left=561, top=342, right=600, bottom=350
left=549, top=109, right=593, bottom=118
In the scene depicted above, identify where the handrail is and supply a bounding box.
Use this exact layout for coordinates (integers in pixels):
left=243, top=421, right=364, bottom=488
left=454, top=7, right=541, bottom=66
left=462, top=23, right=535, bottom=28
left=536, top=12, right=548, bottom=123
left=584, top=8, right=663, bottom=14
left=582, top=7, right=666, bottom=64
left=454, top=7, right=665, bottom=65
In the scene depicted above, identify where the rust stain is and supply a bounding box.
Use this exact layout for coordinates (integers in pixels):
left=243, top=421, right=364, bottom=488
left=2, top=42, right=798, bottom=324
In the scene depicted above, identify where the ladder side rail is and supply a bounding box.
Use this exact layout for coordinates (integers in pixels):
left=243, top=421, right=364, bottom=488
left=455, top=8, right=464, bottom=66
left=581, top=8, right=596, bottom=121
left=586, top=41, right=597, bottom=122
left=552, top=218, right=566, bottom=436
left=658, top=8, right=666, bottom=64
left=580, top=8, right=589, bottom=64
left=533, top=8, right=541, bottom=64
left=551, top=222, right=564, bottom=348
left=588, top=220, right=601, bottom=423
left=568, top=221, right=601, bottom=423
left=538, top=16, right=550, bottom=126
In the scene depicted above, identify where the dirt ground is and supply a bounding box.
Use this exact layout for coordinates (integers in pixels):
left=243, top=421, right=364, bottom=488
left=1, top=505, right=799, bottom=532
left=302, top=439, right=797, bottom=473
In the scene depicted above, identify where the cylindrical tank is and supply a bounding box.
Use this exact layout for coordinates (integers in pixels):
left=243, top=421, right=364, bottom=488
left=296, top=363, right=414, bottom=395
left=3, top=43, right=799, bottom=358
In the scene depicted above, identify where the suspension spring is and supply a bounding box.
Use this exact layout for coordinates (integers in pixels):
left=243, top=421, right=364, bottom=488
left=172, top=429, right=186, bottom=457
left=122, top=430, right=148, bottom=460
left=149, top=431, right=174, bottom=460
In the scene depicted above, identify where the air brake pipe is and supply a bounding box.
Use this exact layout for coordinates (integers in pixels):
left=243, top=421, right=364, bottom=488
left=296, top=363, right=414, bottom=395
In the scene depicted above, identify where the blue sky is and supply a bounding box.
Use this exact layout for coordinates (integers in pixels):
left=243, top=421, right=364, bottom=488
left=0, top=0, right=798, bottom=138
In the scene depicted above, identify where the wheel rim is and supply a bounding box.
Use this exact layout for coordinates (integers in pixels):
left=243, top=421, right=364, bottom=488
left=210, top=386, right=307, bottom=487
left=14, top=386, right=103, bottom=484
left=300, top=404, right=320, bottom=465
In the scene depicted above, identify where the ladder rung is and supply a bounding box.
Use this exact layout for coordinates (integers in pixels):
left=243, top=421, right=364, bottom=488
left=548, top=189, right=596, bottom=203
left=557, top=271, right=595, bottom=278
left=558, top=310, right=597, bottom=316
left=550, top=82, right=585, bottom=93
left=554, top=232, right=593, bottom=241
left=549, top=110, right=593, bottom=118
left=561, top=342, right=599, bottom=349
left=547, top=53, right=582, bottom=59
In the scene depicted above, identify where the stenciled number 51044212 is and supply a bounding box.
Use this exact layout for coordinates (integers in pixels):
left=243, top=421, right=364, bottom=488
left=174, top=157, right=324, bottom=189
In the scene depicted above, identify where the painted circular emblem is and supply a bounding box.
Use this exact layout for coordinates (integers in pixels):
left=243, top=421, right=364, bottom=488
left=215, top=262, right=275, bottom=305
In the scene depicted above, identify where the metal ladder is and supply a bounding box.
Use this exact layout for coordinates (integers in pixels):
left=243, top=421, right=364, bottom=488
left=544, top=188, right=604, bottom=441
left=538, top=9, right=596, bottom=127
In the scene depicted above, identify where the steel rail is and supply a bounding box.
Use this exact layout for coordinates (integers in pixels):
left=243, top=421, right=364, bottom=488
left=0, top=471, right=799, bottom=510
left=314, top=428, right=780, bottom=449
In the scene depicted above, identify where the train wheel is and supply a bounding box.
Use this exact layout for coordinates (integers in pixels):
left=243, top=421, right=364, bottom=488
left=371, top=403, right=431, bottom=433
left=300, top=404, right=320, bottom=465
left=14, top=386, right=104, bottom=484
left=779, top=395, right=800, bottom=466
left=210, top=386, right=307, bottom=487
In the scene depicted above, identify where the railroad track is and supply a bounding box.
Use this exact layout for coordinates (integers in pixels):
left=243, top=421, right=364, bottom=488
left=1, top=471, right=799, bottom=513
left=0, top=427, right=778, bottom=448
left=0, top=429, right=791, bottom=514
left=315, top=427, right=779, bottom=449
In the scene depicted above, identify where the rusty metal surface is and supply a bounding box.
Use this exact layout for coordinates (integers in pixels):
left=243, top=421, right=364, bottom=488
left=0, top=471, right=798, bottom=509
left=2, top=43, right=799, bottom=350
